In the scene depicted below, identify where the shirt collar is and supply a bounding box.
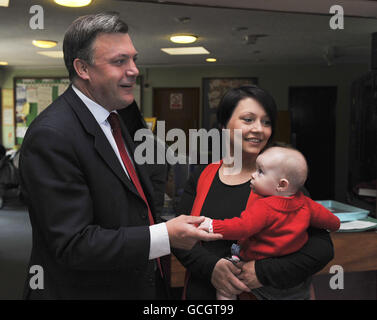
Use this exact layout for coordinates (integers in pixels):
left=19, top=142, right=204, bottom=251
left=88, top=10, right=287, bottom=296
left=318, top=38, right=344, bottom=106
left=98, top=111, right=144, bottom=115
left=72, top=84, right=116, bottom=125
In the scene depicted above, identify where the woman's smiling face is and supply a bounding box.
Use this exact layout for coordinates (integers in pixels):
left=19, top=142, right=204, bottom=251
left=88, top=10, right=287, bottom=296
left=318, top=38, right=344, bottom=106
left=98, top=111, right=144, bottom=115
left=225, top=97, right=272, bottom=157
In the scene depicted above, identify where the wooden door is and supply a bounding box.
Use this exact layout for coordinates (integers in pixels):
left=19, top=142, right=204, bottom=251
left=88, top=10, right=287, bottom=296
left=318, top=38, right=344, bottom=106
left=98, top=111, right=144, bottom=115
left=289, top=86, right=337, bottom=200
left=153, top=88, right=200, bottom=159
left=153, top=88, right=199, bottom=135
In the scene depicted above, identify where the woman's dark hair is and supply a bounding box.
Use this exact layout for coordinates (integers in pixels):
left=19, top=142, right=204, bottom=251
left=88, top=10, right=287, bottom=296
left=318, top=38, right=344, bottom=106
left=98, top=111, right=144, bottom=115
left=63, top=12, right=129, bottom=81
left=216, top=85, right=277, bottom=143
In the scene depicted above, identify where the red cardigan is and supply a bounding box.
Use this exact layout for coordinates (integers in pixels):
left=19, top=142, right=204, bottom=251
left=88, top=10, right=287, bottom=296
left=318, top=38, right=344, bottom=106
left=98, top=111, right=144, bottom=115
left=212, top=191, right=340, bottom=261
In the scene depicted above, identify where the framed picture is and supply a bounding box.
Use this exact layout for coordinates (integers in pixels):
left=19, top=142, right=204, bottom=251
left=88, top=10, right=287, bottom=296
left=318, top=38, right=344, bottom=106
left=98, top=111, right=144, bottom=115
left=202, top=77, right=258, bottom=130
left=144, top=117, right=157, bottom=132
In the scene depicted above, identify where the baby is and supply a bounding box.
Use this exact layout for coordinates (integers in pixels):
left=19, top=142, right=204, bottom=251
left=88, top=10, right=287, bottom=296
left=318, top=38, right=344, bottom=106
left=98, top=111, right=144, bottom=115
left=199, top=146, right=340, bottom=300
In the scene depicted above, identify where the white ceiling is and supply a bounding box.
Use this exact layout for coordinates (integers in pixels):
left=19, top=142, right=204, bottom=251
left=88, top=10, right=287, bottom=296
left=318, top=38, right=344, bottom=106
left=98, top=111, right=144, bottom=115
left=0, top=0, right=376, bottom=68
left=147, top=0, right=377, bottom=18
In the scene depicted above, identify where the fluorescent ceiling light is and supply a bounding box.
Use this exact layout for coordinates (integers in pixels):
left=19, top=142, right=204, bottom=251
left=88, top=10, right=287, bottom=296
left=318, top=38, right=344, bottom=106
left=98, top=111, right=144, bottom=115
left=206, top=58, right=217, bottom=62
left=0, top=0, right=9, bottom=7
left=170, top=35, right=197, bottom=44
left=37, top=51, right=64, bottom=59
left=0, top=61, right=8, bottom=66
left=54, top=0, right=92, bottom=7
left=32, top=40, right=58, bottom=49
left=161, top=47, right=209, bottom=55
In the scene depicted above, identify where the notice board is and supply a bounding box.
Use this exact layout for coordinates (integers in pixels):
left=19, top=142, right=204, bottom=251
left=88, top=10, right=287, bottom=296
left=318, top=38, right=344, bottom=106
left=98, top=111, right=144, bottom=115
left=1, top=88, right=15, bottom=148
left=14, top=77, right=70, bottom=145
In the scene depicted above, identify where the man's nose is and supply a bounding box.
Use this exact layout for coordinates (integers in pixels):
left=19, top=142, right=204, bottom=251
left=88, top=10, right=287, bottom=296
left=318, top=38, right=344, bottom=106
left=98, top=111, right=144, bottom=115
left=126, top=60, right=139, bottom=77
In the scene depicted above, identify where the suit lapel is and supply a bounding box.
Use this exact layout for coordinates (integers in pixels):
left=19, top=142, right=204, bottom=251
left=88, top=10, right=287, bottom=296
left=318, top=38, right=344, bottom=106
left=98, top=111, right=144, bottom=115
left=62, top=86, right=140, bottom=199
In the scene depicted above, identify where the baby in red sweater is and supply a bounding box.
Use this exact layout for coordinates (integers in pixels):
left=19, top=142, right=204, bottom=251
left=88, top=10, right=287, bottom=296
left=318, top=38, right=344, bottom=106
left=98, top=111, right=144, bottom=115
left=199, top=146, right=340, bottom=300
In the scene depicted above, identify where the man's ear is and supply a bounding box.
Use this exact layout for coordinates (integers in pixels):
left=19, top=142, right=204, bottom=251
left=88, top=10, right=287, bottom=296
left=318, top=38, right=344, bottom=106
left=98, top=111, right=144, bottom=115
left=277, top=179, right=289, bottom=192
left=73, top=58, right=90, bottom=80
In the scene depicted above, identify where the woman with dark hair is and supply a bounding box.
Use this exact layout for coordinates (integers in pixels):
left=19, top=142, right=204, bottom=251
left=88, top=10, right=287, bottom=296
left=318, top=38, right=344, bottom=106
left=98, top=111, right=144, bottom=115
left=173, top=85, right=334, bottom=299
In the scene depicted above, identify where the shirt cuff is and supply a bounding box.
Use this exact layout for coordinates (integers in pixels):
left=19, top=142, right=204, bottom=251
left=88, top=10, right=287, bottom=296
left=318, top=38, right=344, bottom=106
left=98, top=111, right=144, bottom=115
left=149, top=222, right=171, bottom=260
left=209, top=220, right=214, bottom=233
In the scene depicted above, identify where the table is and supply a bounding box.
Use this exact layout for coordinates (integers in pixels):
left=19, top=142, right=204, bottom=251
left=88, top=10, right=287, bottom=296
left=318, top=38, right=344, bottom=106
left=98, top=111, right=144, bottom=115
left=317, top=230, right=377, bottom=274
left=170, top=230, right=377, bottom=287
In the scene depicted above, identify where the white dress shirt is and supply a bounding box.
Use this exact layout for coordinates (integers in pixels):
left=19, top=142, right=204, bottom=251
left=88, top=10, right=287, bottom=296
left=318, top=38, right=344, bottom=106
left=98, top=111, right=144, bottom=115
left=72, top=85, right=170, bottom=260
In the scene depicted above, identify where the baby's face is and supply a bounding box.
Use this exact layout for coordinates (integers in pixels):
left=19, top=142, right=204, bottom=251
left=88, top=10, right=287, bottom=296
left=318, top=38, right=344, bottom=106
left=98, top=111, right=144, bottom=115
left=250, top=150, right=283, bottom=196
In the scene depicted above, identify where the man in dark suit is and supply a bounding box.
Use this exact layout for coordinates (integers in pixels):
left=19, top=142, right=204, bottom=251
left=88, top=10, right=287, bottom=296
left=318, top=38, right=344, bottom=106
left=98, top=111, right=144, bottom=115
left=19, top=12, right=221, bottom=299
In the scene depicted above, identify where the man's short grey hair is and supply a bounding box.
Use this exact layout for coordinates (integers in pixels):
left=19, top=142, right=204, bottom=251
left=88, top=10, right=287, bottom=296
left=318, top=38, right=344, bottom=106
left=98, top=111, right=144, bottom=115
left=63, top=12, right=129, bottom=81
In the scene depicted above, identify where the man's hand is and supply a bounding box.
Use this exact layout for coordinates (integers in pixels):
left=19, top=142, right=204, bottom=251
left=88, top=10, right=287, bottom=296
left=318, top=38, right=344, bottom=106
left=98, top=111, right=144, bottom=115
left=236, top=260, right=263, bottom=289
left=166, top=215, right=223, bottom=250
left=211, top=259, right=251, bottom=297
left=198, top=217, right=213, bottom=232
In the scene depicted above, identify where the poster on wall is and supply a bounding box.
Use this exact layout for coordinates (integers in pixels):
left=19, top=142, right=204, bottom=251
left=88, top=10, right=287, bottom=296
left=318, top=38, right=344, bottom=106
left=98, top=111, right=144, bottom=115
left=14, top=78, right=70, bottom=145
left=202, top=77, right=258, bottom=130
left=169, top=93, right=183, bottom=109
left=1, top=89, right=15, bottom=148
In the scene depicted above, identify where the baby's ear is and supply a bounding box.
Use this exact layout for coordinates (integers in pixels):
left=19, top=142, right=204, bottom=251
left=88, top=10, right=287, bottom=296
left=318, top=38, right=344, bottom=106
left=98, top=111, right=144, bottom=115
left=277, top=179, right=289, bottom=192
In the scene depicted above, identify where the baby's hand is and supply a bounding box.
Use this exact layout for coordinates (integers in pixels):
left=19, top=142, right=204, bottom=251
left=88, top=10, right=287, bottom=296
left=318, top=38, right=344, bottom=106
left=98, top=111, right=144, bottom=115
left=198, top=217, right=213, bottom=233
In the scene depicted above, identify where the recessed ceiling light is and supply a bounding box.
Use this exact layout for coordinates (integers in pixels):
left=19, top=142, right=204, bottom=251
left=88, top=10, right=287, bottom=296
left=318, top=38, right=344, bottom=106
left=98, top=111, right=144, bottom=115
left=161, top=47, right=209, bottom=55
left=170, top=35, right=197, bottom=44
left=37, top=51, right=64, bottom=59
left=32, top=40, right=58, bottom=49
left=0, top=0, right=9, bottom=7
left=206, top=58, right=217, bottom=63
left=0, top=61, right=8, bottom=66
left=54, top=0, right=92, bottom=7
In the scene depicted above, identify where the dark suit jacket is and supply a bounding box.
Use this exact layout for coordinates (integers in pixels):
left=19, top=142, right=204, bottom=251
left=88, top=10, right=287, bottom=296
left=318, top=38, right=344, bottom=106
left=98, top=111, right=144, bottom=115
left=118, top=103, right=167, bottom=223
left=19, top=86, right=160, bottom=299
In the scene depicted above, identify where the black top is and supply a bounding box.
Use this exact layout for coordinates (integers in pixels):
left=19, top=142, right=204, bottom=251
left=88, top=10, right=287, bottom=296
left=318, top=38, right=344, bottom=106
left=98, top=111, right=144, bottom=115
left=193, top=169, right=251, bottom=261
left=173, top=165, right=334, bottom=300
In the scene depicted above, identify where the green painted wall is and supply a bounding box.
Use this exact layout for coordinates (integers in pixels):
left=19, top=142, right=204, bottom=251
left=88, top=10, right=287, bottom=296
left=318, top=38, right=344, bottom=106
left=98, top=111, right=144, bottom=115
left=0, top=63, right=369, bottom=202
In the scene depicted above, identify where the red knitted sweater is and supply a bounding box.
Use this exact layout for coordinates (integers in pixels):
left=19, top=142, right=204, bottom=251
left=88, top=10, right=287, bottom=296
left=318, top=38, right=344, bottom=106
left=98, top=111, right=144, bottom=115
left=212, top=191, right=340, bottom=261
